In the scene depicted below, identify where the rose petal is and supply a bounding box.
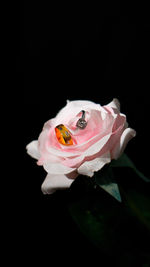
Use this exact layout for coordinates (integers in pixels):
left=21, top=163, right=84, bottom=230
left=45, top=128, right=111, bottom=158
left=111, top=128, right=136, bottom=159
left=107, top=98, right=120, bottom=111
left=26, top=141, right=40, bottom=160
left=43, top=161, right=76, bottom=174
left=63, top=154, right=84, bottom=168
left=112, top=113, right=126, bottom=132
left=41, top=173, right=74, bottom=194
left=78, top=152, right=111, bottom=177
left=42, top=118, right=55, bottom=130
left=83, top=133, right=111, bottom=157
left=69, top=109, right=104, bottom=145
left=54, top=100, right=107, bottom=126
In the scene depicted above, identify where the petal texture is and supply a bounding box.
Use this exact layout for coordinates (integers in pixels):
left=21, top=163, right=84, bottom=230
left=78, top=152, right=111, bottom=177
left=107, top=98, right=120, bottom=111
left=43, top=161, right=76, bottom=174
left=41, top=173, right=74, bottom=194
left=26, top=141, right=40, bottom=160
left=111, top=128, right=136, bottom=159
left=26, top=99, right=136, bottom=196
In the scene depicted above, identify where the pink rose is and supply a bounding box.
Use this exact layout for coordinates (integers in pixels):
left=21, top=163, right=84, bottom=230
left=26, top=99, right=136, bottom=194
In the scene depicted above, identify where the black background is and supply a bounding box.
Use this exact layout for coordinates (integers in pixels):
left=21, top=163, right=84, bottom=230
left=16, top=2, right=150, bottom=265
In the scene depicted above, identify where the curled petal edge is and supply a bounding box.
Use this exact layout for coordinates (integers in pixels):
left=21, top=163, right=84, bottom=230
left=26, top=140, right=40, bottom=160
left=111, top=128, right=136, bottom=159
left=41, top=173, right=74, bottom=194
left=77, top=152, right=111, bottom=177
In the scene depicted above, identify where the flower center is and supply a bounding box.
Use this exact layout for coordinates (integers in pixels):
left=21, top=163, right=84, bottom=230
left=55, top=124, right=73, bottom=146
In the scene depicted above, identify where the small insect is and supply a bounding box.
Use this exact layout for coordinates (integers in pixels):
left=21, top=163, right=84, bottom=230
left=55, top=124, right=73, bottom=146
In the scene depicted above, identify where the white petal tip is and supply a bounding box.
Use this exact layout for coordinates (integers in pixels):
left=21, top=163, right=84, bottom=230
left=78, top=153, right=111, bottom=177
left=41, top=174, right=74, bottom=195
left=131, top=129, right=136, bottom=137
left=107, top=98, right=120, bottom=111
left=26, top=140, right=40, bottom=160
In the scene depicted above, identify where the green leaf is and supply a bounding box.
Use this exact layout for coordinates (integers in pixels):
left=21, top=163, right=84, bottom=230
left=68, top=153, right=150, bottom=265
left=110, top=154, right=150, bottom=230
left=93, top=153, right=149, bottom=202
left=116, top=169, right=150, bottom=232
left=69, top=186, right=123, bottom=252
left=95, top=165, right=121, bottom=202
left=100, top=183, right=121, bottom=202
left=68, top=178, right=150, bottom=264
left=124, top=189, right=150, bottom=231
left=111, top=153, right=150, bottom=182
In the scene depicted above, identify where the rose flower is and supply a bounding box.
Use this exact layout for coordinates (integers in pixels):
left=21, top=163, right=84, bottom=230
left=26, top=99, right=136, bottom=194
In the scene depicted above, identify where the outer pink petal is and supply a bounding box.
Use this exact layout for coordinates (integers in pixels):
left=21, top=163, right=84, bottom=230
left=43, top=161, right=76, bottom=174
left=63, top=155, right=85, bottom=168
left=61, top=134, right=111, bottom=169
left=111, top=128, right=136, bottom=159
left=106, top=98, right=120, bottom=111
left=78, top=152, right=111, bottom=177
left=83, top=133, right=112, bottom=157
left=26, top=140, right=40, bottom=160
left=41, top=173, right=74, bottom=194
left=42, top=118, right=55, bottom=130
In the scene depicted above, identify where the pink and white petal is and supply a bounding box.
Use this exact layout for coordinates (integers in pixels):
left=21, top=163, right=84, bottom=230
left=42, top=118, right=55, bottom=130
left=41, top=173, right=74, bottom=194
left=63, top=118, right=114, bottom=155
left=83, top=133, right=111, bottom=157
left=68, top=110, right=104, bottom=145
left=111, top=128, right=136, bottom=159
left=46, top=145, right=81, bottom=157
left=77, top=152, right=111, bottom=177
left=43, top=161, right=76, bottom=174
left=54, top=100, right=107, bottom=126
left=106, top=98, right=120, bottom=111
left=26, top=140, right=40, bottom=160
left=112, top=113, right=126, bottom=132
left=63, top=154, right=84, bottom=168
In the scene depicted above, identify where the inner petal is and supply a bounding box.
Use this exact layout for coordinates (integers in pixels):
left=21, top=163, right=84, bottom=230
left=67, top=110, right=103, bottom=145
